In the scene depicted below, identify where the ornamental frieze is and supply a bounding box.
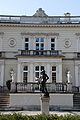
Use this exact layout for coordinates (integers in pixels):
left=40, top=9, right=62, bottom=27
left=21, top=32, right=59, bottom=36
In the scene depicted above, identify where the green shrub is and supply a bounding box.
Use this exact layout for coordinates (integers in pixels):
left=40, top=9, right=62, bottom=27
left=0, top=113, right=80, bottom=120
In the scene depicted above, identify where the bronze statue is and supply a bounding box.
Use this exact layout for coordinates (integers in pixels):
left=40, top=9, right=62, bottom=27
left=40, top=70, right=49, bottom=96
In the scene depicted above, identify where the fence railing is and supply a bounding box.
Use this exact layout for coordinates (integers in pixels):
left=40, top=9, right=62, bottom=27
left=0, top=83, right=79, bottom=93
left=16, top=82, right=67, bottom=93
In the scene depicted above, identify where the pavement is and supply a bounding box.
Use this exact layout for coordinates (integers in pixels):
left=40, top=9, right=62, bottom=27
left=1, top=111, right=80, bottom=116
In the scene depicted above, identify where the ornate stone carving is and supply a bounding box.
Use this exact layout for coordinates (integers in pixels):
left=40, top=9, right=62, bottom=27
left=33, top=8, right=48, bottom=17
left=64, top=38, right=71, bottom=48
left=8, top=38, right=16, bottom=47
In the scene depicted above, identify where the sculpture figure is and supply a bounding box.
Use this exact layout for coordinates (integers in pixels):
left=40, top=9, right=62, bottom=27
left=36, top=70, right=49, bottom=96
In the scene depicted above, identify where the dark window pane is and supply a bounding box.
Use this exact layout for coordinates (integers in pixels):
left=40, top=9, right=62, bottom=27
left=35, top=66, right=39, bottom=71
left=40, top=43, right=44, bottom=50
left=41, top=66, right=44, bottom=71
left=23, top=72, right=28, bottom=83
left=25, top=38, right=29, bottom=42
left=36, top=38, right=39, bottom=42
left=24, top=66, right=28, bottom=71
left=40, top=38, right=44, bottom=42
left=36, top=43, right=39, bottom=50
left=25, top=43, right=28, bottom=50
left=52, top=73, right=56, bottom=83
left=52, top=66, right=56, bottom=71
left=51, top=38, right=55, bottom=42
left=51, top=44, right=55, bottom=50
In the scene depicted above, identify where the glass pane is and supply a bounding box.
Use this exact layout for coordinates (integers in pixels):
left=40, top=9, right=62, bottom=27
left=35, top=72, right=39, bottom=78
left=36, top=43, right=39, bottom=50
left=41, top=43, right=44, bottom=50
left=51, top=38, right=55, bottom=42
left=25, top=38, right=29, bottom=42
left=23, top=72, right=28, bottom=83
left=36, top=38, right=39, bottom=42
left=40, top=38, right=44, bottom=42
left=24, top=66, right=28, bottom=71
left=35, top=66, right=39, bottom=71
left=52, top=66, right=56, bottom=71
left=51, top=44, right=55, bottom=50
left=41, top=66, right=44, bottom=71
left=25, top=43, right=28, bottom=50
left=52, top=73, right=56, bottom=83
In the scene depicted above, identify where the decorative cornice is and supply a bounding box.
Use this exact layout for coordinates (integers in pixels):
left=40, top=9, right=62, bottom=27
left=21, top=32, right=59, bottom=36
left=0, top=23, right=80, bottom=28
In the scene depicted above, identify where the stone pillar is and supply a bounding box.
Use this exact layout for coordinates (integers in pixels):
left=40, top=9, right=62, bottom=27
left=17, top=63, right=22, bottom=82
left=40, top=95, right=50, bottom=114
left=75, top=65, right=79, bottom=86
left=29, top=63, right=34, bottom=82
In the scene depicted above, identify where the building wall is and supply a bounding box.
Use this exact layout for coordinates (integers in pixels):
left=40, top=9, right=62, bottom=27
left=0, top=24, right=80, bottom=86
left=9, top=93, right=73, bottom=108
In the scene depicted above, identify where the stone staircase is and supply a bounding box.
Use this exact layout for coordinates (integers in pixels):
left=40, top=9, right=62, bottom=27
left=73, top=93, right=80, bottom=109
left=0, top=93, right=10, bottom=109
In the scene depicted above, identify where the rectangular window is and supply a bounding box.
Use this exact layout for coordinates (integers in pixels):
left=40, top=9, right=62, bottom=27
left=35, top=66, right=44, bottom=78
left=52, top=66, right=56, bottom=83
left=25, top=38, right=29, bottom=50
left=36, top=38, right=44, bottom=50
left=51, top=38, right=55, bottom=50
left=23, top=66, right=28, bottom=83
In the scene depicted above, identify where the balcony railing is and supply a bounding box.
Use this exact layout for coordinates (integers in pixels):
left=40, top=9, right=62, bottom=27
left=19, top=50, right=62, bottom=56
left=15, top=82, right=67, bottom=93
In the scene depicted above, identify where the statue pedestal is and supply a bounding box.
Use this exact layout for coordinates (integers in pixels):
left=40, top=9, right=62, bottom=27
left=10, top=82, right=17, bottom=93
left=40, top=94, right=50, bottom=114
left=67, top=83, right=72, bottom=92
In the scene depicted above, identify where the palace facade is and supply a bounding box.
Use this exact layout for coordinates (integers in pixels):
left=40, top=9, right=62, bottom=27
left=0, top=8, right=80, bottom=93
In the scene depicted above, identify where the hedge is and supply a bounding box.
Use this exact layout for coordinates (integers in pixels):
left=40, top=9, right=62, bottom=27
left=0, top=113, right=80, bottom=120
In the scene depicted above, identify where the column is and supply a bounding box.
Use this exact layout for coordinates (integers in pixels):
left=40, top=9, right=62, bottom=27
left=1, top=63, right=4, bottom=86
left=17, top=62, right=22, bottom=82
left=29, top=63, right=34, bottom=82
left=56, top=63, right=62, bottom=83
left=75, top=65, right=79, bottom=86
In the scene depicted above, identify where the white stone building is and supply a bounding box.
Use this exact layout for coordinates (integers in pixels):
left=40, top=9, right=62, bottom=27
left=0, top=8, right=80, bottom=94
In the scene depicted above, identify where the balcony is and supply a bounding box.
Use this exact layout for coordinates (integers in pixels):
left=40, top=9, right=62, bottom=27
left=18, top=50, right=63, bottom=57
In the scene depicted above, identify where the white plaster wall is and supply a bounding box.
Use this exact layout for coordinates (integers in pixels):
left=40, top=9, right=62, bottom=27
left=0, top=25, right=80, bottom=52
left=9, top=93, right=73, bottom=107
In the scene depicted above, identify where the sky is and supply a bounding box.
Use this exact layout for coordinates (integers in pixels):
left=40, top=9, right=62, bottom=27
left=0, top=0, right=80, bottom=16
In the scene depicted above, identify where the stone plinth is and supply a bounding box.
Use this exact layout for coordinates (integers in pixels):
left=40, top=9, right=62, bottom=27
left=40, top=94, right=50, bottom=114
left=67, top=83, right=72, bottom=92
left=10, top=82, right=17, bottom=93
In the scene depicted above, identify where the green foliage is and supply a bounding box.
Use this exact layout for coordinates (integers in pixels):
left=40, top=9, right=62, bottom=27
left=0, top=113, right=80, bottom=120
